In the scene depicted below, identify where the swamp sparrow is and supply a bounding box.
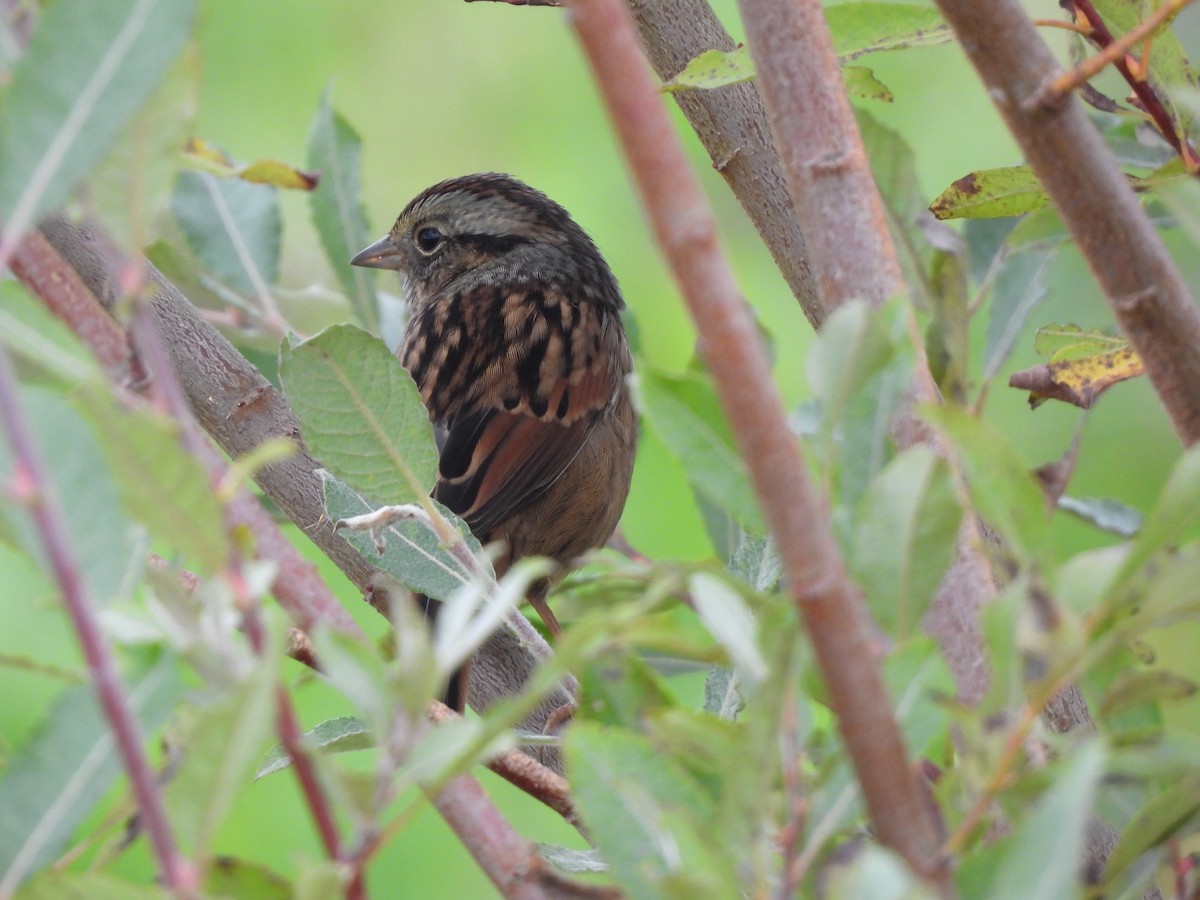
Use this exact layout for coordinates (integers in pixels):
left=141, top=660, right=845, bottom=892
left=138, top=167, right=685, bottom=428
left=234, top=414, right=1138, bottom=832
left=351, top=173, right=637, bottom=709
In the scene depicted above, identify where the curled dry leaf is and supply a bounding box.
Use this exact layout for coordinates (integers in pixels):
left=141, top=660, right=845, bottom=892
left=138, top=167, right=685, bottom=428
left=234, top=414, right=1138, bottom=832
left=1009, top=345, right=1144, bottom=409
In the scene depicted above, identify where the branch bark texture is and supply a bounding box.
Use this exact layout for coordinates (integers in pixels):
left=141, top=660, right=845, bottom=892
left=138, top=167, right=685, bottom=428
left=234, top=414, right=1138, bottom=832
left=933, top=0, right=1200, bottom=445
left=734, top=0, right=904, bottom=308
left=566, top=0, right=949, bottom=884
left=626, top=0, right=823, bottom=325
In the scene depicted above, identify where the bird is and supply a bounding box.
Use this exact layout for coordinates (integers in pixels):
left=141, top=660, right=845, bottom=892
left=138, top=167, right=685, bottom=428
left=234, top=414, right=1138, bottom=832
left=350, top=173, right=637, bottom=711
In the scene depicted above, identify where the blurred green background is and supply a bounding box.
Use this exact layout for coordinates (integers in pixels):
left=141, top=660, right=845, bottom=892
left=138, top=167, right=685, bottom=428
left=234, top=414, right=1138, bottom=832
left=4, top=0, right=1200, bottom=895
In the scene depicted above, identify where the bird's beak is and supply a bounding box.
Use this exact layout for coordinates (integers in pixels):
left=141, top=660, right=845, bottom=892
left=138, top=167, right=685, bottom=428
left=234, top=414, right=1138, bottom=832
left=350, top=235, right=403, bottom=269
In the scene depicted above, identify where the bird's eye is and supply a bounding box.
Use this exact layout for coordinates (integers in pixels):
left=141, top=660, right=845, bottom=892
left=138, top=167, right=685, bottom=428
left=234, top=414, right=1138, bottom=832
left=415, top=226, right=444, bottom=255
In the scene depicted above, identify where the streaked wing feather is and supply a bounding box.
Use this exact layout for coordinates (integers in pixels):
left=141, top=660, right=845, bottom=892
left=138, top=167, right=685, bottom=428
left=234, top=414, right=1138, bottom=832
left=435, top=412, right=596, bottom=537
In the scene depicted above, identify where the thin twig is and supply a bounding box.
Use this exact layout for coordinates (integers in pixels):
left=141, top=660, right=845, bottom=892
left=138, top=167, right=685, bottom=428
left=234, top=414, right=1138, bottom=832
left=1031, top=17, right=1093, bottom=36
left=8, top=230, right=132, bottom=378
left=0, top=344, right=197, bottom=895
left=564, top=0, right=949, bottom=885
left=428, top=701, right=584, bottom=834
left=1069, top=0, right=1199, bottom=169
left=133, top=303, right=351, bottom=889
left=1036, top=0, right=1197, bottom=112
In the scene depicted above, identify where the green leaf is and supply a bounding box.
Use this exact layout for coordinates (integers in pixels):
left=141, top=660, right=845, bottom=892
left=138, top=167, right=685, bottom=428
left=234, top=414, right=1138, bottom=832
left=853, top=447, right=962, bottom=638
left=0, top=283, right=103, bottom=388
left=857, top=109, right=928, bottom=261
left=15, top=871, right=170, bottom=900
left=922, top=405, right=1049, bottom=564
left=536, top=845, right=608, bottom=875
left=1033, top=323, right=1128, bottom=361
left=858, top=110, right=969, bottom=343
left=578, top=652, right=675, bottom=729
left=806, top=299, right=897, bottom=428
left=1105, top=769, right=1200, bottom=883
left=1057, top=496, right=1142, bottom=539
left=307, top=85, right=379, bottom=333
left=688, top=573, right=767, bottom=686
left=725, top=527, right=781, bottom=594
left=1153, top=176, right=1200, bottom=248
left=88, top=44, right=199, bottom=252
left=661, top=48, right=753, bottom=93
left=0, top=388, right=140, bottom=603
left=280, top=324, right=437, bottom=505
left=981, top=208, right=1066, bottom=383
left=636, top=366, right=763, bottom=533
left=321, top=471, right=488, bottom=602
left=885, top=638, right=954, bottom=761
left=662, top=5, right=948, bottom=92
left=166, top=649, right=278, bottom=861
left=171, top=170, right=281, bottom=296
left=827, top=2, right=951, bottom=61
left=0, top=655, right=181, bottom=892
left=806, top=297, right=911, bottom=515
left=823, top=845, right=932, bottom=899
left=992, top=740, right=1107, bottom=900
left=701, top=666, right=742, bottom=720
left=1113, top=443, right=1200, bottom=590
left=1099, top=670, right=1196, bottom=720
left=74, top=390, right=228, bottom=574
left=929, top=166, right=1050, bottom=220
left=0, top=0, right=196, bottom=242
left=201, top=858, right=291, bottom=900
left=565, top=723, right=740, bottom=899
left=257, top=715, right=372, bottom=779
left=842, top=65, right=894, bottom=103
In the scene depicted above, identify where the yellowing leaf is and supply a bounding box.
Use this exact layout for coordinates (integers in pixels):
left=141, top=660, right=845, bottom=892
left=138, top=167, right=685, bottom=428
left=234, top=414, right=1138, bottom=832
left=661, top=48, right=753, bottom=93
left=183, top=138, right=319, bottom=191
left=1009, top=346, right=1144, bottom=409
left=842, top=66, right=894, bottom=102
left=239, top=159, right=319, bottom=191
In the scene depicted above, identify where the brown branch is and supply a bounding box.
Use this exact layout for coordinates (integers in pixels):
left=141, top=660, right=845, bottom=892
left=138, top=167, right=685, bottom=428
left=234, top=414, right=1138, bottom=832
left=428, top=701, right=583, bottom=834
left=429, top=775, right=617, bottom=899
left=625, top=0, right=823, bottom=326
left=9, top=230, right=133, bottom=379
left=734, top=0, right=904, bottom=307
left=931, top=0, right=1200, bottom=445
left=34, top=216, right=574, bottom=766
left=564, top=0, right=949, bottom=885
left=616, top=0, right=996, bottom=708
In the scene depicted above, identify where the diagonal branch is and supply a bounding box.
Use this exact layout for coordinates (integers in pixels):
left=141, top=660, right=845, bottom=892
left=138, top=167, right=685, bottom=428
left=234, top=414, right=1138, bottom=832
left=34, top=216, right=574, bottom=768
left=625, top=0, right=823, bottom=325
left=0, top=342, right=196, bottom=895
left=564, top=0, right=950, bottom=885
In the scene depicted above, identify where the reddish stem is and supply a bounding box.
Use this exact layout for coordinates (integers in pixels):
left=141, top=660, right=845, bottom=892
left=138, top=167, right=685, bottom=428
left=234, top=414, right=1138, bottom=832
left=0, top=344, right=196, bottom=893
left=1070, top=0, right=1198, bottom=168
